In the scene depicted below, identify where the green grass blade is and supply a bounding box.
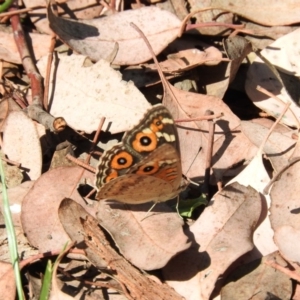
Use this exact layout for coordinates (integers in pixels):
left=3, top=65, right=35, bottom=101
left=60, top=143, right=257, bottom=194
left=39, top=260, right=53, bottom=300
left=0, top=158, right=24, bottom=299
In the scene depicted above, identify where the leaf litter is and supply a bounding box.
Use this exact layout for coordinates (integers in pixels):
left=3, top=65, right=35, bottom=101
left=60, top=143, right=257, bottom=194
left=1, top=1, right=300, bottom=299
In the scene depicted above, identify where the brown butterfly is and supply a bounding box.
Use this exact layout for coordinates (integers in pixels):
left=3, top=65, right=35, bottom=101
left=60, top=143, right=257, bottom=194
left=95, top=104, right=184, bottom=204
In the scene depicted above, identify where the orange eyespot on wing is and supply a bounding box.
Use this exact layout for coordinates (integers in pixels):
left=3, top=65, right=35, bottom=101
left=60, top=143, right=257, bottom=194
left=135, top=161, right=160, bottom=175
left=150, top=116, right=164, bottom=132
left=110, top=151, right=134, bottom=169
left=104, top=170, right=118, bottom=183
left=132, top=131, right=157, bottom=152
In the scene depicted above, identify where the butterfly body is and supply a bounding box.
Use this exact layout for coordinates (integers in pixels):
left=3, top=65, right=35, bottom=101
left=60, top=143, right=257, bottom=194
left=95, top=104, right=183, bottom=204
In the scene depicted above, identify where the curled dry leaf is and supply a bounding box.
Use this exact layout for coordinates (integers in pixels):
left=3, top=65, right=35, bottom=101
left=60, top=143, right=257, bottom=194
left=21, top=166, right=95, bottom=253
left=58, top=198, right=108, bottom=269
left=2, top=111, right=42, bottom=180
left=96, top=201, right=190, bottom=271
left=37, top=55, right=151, bottom=134
left=47, top=5, right=181, bottom=65
left=163, top=182, right=261, bottom=300
left=270, top=159, right=300, bottom=263
left=221, top=251, right=292, bottom=300
left=146, top=46, right=223, bottom=74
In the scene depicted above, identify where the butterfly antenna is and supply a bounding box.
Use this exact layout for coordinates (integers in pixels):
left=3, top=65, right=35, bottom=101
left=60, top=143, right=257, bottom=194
left=183, top=147, right=202, bottom=186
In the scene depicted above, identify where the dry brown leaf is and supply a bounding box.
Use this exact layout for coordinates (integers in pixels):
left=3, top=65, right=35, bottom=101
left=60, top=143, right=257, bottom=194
left=227, top=152, right=277, bottom=257
left=96, top=201, right=190, bottom=271
left=163, top=183, right=261, bottom=300
left=146, top=46, right=222, bottom=73
left=163, top=86, right=257, bottom=182
left=221, top=252, right=292, bottom=300
left=187, top=3, right=234, bottom=35
left=240, top=120, right=296, bottom=172
left=0, top=30, right=52, bottom=64
left=21, top=166, right=95, bottom=253
left=59, top=199, right=183, bottom=299
left=211, top=0, right=300, bottom=26
left=47, top=5, right=181, bottom=65
left=270, top=159, right=300, bottom=263
left=2, top=111, right=42, bottom=180
left=37, top=55, right=151, bottom=134
left=246, top=28, right=300, bottom=128
left=0, top=261, right=15, bottom=300
left=23, top=0, right=104, bottom=35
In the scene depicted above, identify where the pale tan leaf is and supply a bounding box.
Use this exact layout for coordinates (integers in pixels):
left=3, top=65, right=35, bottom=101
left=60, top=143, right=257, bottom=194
left=270, top=159, right=300, bottom=263
left=37, top=55, right=151, bottom=134
left=47, top=5, right=181, bottom=65
left=274, top=226, right=300, bottom=263
left=2, top=111, right=42, bottom=180
left=21, top=166, right=95, bottom=253
left=96, top=201, right=190, bottom=271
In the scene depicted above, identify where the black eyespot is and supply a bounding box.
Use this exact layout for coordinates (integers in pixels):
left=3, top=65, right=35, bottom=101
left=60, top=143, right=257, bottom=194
left=155, top=120, right=162, bottom=126
left=140, top=136, right=151, bottom=146
left=117, top=157, right=127, bottom=165
left=143, top=166, right=154, bottom=172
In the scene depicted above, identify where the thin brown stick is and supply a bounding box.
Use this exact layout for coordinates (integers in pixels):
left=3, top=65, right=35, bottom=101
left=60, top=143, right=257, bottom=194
left=0, top=6, right=44, bottom=17
left=263, top=157, right=300, bottom=195
left=130, top=22, right=183, bottom=111
left=256, top=85, right=300, bottom=129
left=176, top=112, right=223, bottom=123
left=1, top=157, right=21, bottom=167
left=84, top=117, right=106, bottom=164
left=202, top=110, right=215, bottom=196
left=66, top=154, right=96, bottom=173
left=9, top=4, right=65, bottom=132
left=186, top=22, right=245, bottom=32
left=265, top=259, right=300, bottom=282
left=43, top=33, right=56, bottom=111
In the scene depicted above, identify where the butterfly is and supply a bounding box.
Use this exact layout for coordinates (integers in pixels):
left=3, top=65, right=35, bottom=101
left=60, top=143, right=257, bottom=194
left=95, top=104, right=183, bottom=204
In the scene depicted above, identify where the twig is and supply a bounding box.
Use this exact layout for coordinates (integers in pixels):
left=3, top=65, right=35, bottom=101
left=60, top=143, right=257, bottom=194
left=257, top=85, right=300, bottom=129
left=9, top=4, right=66, bottom=132
left=265, top=259, right=300, bottom=282
left=263, top=157, right=300, bottom=195
left=176, top=112, right=223, bottom=123
left=43, top=33, right=56, bottom=111
left=202, top=110, right=215, bottom=196
left=85, top=117, right=106, bottom=165
left=66, top=154, right=96, bottom=173
left=0, top=5, right=44, bottom=17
